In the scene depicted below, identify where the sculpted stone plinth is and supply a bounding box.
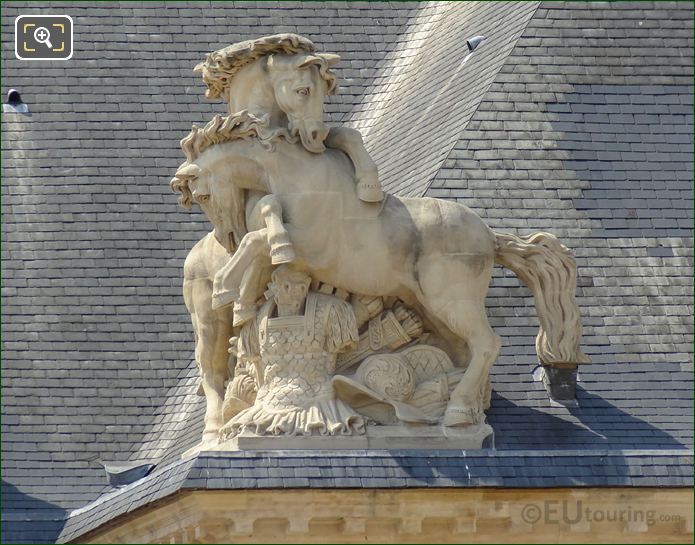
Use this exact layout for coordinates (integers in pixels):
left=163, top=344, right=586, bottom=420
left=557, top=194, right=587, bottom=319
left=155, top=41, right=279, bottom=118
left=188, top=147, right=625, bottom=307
left=170, top=34, right=590, bottom=453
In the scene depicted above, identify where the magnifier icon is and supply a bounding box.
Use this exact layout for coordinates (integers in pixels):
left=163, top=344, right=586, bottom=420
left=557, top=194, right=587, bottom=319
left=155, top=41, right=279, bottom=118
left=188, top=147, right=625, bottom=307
left=33, top=26, right=53, bottom=49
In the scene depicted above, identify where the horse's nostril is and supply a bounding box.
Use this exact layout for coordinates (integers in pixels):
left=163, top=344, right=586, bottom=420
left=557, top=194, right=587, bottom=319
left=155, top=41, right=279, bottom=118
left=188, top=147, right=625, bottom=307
left=311, top=130, right=319, bottom=140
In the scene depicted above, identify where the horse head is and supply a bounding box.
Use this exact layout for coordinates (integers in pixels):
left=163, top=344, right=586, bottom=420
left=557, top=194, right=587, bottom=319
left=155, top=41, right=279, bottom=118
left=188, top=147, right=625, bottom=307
left=171, top=111, right=298, bottom=254
left=196, top=35, right=341, bottom=155
left=265, top=52, right=340, bottom=153
left=171, top=160, right=234, bottom=254
left=172, top=148, right=270, bottom=254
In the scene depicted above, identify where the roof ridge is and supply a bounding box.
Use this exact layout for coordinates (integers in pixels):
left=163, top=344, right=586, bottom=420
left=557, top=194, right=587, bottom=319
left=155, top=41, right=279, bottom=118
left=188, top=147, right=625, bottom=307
left=419, top=1, right=541, bottom=197
left=339, top=0, right=432, bottom=125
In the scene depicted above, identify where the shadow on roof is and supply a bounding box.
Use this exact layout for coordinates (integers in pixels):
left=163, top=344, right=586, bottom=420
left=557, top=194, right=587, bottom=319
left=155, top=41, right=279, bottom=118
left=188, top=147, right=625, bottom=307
left=488, top=387, right=688, bottom=451
left=1, top=480, right=66, bottom=544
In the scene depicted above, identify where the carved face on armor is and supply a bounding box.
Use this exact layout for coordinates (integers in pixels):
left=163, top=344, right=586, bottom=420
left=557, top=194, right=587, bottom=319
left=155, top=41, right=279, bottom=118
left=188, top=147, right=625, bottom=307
left=269, top=266, right=311, bottom=316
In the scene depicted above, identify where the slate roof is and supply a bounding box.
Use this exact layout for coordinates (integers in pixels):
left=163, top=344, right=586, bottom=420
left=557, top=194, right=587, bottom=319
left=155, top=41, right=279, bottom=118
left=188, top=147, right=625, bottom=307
left=1, top=1, right=693, bottom=543
left=57, top=449, right=695, bottom=544
left=426, top=0, right=694, bottom=453
left=347, top=1, right=540, bottom=196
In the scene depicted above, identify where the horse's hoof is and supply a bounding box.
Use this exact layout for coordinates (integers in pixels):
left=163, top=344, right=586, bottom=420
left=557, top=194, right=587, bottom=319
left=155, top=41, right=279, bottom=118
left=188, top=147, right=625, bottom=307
left=232, top=305, right=257, bottom=327
left=202, top=430, right=220, bottom=446
left=357, top=183, right=385, bottom=203
left=357, top=171, right=384, bottom=203
left=442, top=405, right=478, bottom=427
left=211, top=288, right=239, bottom=311
left=271, top=244, right=296, bottom=265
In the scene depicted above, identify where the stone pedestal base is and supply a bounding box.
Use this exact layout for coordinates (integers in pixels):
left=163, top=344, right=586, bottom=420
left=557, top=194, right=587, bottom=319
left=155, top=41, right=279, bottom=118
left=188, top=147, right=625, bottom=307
left=207, top=423, right=492, bottom=453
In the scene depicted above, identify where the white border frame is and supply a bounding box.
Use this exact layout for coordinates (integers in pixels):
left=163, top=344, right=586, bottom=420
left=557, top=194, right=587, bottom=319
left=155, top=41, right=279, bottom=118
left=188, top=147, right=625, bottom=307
left=15, top=14, right=73, bottom=61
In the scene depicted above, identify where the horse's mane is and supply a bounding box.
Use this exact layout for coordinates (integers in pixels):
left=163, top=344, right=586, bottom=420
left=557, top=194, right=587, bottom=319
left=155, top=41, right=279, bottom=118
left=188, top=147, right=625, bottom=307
left=195, top=33, right=317, bottom=100
left=170, top=111, right=293, bottom=208
left=181, top=110, right=294, bottom=162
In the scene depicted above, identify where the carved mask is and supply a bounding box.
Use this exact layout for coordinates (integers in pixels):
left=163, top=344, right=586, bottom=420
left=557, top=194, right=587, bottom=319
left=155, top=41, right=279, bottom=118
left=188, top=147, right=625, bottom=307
left=270, top=267, right=311, bottom=315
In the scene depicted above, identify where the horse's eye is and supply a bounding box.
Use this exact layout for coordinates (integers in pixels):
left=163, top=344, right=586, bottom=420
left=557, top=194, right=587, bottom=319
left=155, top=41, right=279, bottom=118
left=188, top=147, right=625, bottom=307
left=296, top=87, right=310, bottom=97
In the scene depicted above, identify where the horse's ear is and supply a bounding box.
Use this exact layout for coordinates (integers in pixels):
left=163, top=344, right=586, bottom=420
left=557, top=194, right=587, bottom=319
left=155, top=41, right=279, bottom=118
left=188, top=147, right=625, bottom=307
left=265, top=54, right=275, bottom=73
left=295, top=54, right=321, bottom=69
left=296, top=53, right=341, bottom=69
left=319, top=53, right=341, bottom=67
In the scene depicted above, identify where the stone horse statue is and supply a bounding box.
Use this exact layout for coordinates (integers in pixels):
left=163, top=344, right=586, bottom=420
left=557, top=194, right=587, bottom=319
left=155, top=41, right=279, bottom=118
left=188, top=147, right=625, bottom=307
left=172, top=35, right=589, bottom=445
left=175, top=35, right=383, bottom=444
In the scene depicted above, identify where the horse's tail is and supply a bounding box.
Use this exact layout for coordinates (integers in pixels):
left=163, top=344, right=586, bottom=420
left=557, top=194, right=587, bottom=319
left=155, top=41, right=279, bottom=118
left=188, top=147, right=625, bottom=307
left=493, top=231, right=590, bottom=365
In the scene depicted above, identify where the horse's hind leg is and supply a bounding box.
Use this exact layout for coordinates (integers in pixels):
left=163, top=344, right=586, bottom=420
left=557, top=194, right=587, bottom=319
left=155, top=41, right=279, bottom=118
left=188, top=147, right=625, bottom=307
left=184, top=276, right=234, bottom=444
left=417, top=255, right=500, bottom=426
left=440, top=302, right=500, bottom=425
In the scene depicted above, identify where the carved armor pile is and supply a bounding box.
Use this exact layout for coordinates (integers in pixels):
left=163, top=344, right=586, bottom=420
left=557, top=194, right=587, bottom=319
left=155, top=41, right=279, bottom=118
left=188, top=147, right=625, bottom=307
left=220, top=293, right=365, bottom=438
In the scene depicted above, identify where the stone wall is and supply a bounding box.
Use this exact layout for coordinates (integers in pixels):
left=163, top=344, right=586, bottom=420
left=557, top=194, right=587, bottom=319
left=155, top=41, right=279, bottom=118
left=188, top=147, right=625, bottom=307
left=78, top=488, right=693, bottom=543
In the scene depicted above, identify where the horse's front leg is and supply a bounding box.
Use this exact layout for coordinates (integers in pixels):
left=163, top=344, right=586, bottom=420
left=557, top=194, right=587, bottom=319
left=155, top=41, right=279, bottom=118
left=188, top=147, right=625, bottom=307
left=233, top=253, right=273, bottom=326
left=211, top=228, right=271, bottom=311
left=326, top=126, right=383, bottom=203
left=257, top=194, right=295, bottom=265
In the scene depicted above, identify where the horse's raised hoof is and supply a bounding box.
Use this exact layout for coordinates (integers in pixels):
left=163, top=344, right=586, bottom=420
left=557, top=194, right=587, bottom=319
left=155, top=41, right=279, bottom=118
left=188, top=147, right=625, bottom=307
left=211, top=289, right=238, bottom=311
left=442, top=404, right=480, bottom=427
left=357, top=184, right=384, bottom=203
left=357, top=172, right=384, bottom=203
left=232, top=303, right=257, bottom=327
left=270, top=244, right=296, bottom=265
